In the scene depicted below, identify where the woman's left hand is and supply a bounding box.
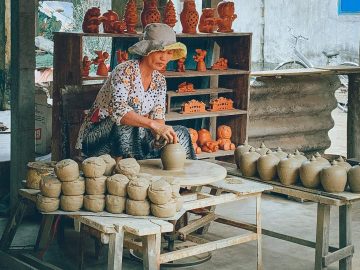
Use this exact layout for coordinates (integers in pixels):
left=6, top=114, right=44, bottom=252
left=150, top=121, right=178, bottom=144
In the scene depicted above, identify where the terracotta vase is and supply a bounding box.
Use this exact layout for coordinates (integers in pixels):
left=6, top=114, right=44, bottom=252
left=161, top=143, right=186, bottom=170
left=315, top=152, right=331, bottom=166
left=216, top=0, right=237, bottom=33
left=336, top=156, right=352, bottom=172
left=348, top=165, right=360, bottom=193
left=141, top=0, right=161, bottom=29
left=239, top=147, right=261, bottom=177
left=234, top=141, right=252, bottom=169
left=125, top=0, right=138, bottom=34
left=180, top=0, right=199, bottom=34
left=255, top=142, right=269, bottom=156
left=293, top=149, right=307, bottom=163
left=274, top=147, right=287, bottom=160
left=320, top=161, right=347, bottom=193
left=102, top=10, right=119, bottom=33
left=277, top=154, right=302, bottom=186
left=163, top=0, right=177, bottom=28
left=299, top=156, right=324, bottom=188
left=257, top=150, right=280, bottom=181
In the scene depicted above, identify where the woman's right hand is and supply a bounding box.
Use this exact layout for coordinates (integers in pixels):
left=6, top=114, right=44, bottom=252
left=150, top=121, right=178, bottom=144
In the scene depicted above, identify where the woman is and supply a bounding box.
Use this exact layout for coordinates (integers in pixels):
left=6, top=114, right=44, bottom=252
left=76, top=23, right=196, bottom=160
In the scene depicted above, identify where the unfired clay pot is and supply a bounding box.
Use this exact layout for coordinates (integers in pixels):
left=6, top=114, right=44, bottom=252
left=55, top=159, right=80, bottom=182
left=336, top=156, right=352, bottom=172
left=277, top=154, right=302, bottom=186
left=274, top=147, right=287, bottom=160
left=239, top=147, right=261, bottom=177
left=161, top=143, right=186, bottom=170
left=99, top=154, right=116, bottom=176
left=60, top=195, right=83, bottom=211
left=257, top=150, right=280, bottom=181
left=315, top=152, right=331, bottom=166
left=114, top=158, right=140, bottom=179
left=26, top=161, right=55, bottom=189
left=148, top=179, right=172, bottom=204
left=40, top=175, right=62, bottom=198
left=151, top=199, right=176, bottom=218
left=127, top=178, right=150, bottom=201
left=84, top=195, right=105, bottom=212
left=106, top=174, right=129, bottom=196
left=61, top=176, right=85, bottom=196
left=320, top=161, right=347, bottom=193
left=348, top=165, right=360, bottom=193
left=85, top=176, right=107, bottom=195
left=255, top=142, right=269, bottom=156
left=172, top=192, right=184, bottom=212
left=36, top=194, right=60, bottom=212
left=82, top=157, right=107, bottom=178
left=299, top=156, right=324, bottom=188
left=126, top=199, right=150, bottom=216
left=293, top=149, right=307, bottom=163
left=106, top=195, right=126, bottom=214
left=234, top=141, right=252, bottom=168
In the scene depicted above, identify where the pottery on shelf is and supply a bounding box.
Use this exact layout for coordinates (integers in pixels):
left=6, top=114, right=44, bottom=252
left=239, top=147, right=261, bottom=177
left=125, top=0, right=138, bottom=34
left=257, top=150, right=280, bottom=181
left=163, top=0, right=177, bottom=28
left=161, top=143, right=186, bottom=170
left=209, top=97, right=234, bottom=111
left=180, top=0, right=199, bottom=34
left=176, top=57, right=186, bottom=72
left=320, top=161, right=347, bottom=193
left=277, top=154, right=302, bottom=186
left=82, top=7, right=104, bottom=33
left=216, top=0, right=237, bottom=33
left=348, top=165, right=360, bottom=193
left=314, top=152, right=331, bottom=166
left=299, top=156, right=324, bottom=188
left=92, top=51, right=109, bottom=77
left=234, top=141, right=252, bottom=169
left=82, top=56, right=92, bottom=77
left=198, top=8, right=217, bottom=33
left=255, top=142, right=269, bottom=156
left=102, top=10, right=119, bottom=33
left=274, top=147, right=287, bottom=160
left=189, top=128, right=201, bottom=154
left=193, top=49, right=207, bottom=71
left=336, top=156, right=352, bottom=172
left=216, top=125, right=235, bottom=151
left=211, top=58, right=228, bottom=70
left=293, top=149, right=307, bottom=163
left=141, top=0, right=161, bottom=29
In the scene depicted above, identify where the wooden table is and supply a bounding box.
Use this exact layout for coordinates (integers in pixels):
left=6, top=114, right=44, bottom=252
left=215, top=160, right=360, bottom=270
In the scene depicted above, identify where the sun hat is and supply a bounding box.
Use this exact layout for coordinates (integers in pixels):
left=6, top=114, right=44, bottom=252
left=128, top=23, right=187, bottom=60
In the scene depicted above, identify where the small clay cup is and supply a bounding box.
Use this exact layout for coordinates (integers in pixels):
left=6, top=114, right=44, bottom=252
left=320, top=161, right=347, bottom=193
left=85, top=176, right=107, bottom=195
left=61, top=176, right=85, bottom=196
left=114, top=158, right=140, bottom=179
left=151, top=200, right=176, bottom=218
left=161, top=143, right=186, bottom=171
left=106, top=174, right=129, bottom=196
left=348, top=165, right=360, bottom=193
left=82, top=157, right=107, bottom=178
left=148, top=179, right=172, bottom=204
left=99, top=154, right=116, bottom=176
left=126, top=199, right=150, bottom=216
left=239, top=147, right=261, bottom=177
left=55, top=159, right=80, bottom=182
left=36, top=194, right=60, bottom=212
left=40, top=175, right=62, bottom=198
left=60, top=195, right=83, bottom=211
left=127, top=178, right=150, bottom=201
left=84, top=195, right=105, bottom=212
left=106, top=195, right=126, bottom=214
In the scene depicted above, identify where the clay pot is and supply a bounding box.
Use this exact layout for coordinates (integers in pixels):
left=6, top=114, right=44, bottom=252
left=172, top=193, right=184, bottom=212
left=299, top=156, right=324, bottom=188
left=82, top=157, right=106, bottom=178
left=320, top=161, right=347, bottom=193
left=55, top=159, right=80, bottom=182
left=126, top=199, right=150, bottom=216
left=239, top=147, right=261, bottom=177
left=274, top=147, right=287, bottom=160
left=197, top=129, right=212, bottom=146
left=348, top=165, right=360, bottom=193
left=99, top=154, right=116, bottom=176
left=148, top=179, right=172, bottom=204
left=257, top=150, right=280, bottom=181
left=36, top=194, right=60, bottom=213
left=106, top=174, right=129, bottom=196
left=61, top=176, right=85, bottom=196
left=40, top=175, right=62, bottom=198
left=255, top=142, right=269, bottom=156
left=26, top=161, right=55, bottom=189
left=106, top=195, right=126, bottom=214
left=180, top=0, right=199, bottom=34
left=161, top=143, right=186, bottom=171
left=84, top=195, right=105, bottom=213
left=336, top=156, right=352, bottom=172
left=151, top=199, right=176, bottom=218
left=141, top=0, right=161, bottom=29
left=127, top=178, right=150, bottom=201
left=60, top=195, right=83, bottom=212
left=277, top=154, right=302, bottom=186
left=234, top=141, right=252, bottom=169
left=315, top=152, right=331, bottom=166
left=85, top=176, right=107, bottom=195
left=114, top=158, right=140, bottom=179
left=293, top=150, right=307, bottom=163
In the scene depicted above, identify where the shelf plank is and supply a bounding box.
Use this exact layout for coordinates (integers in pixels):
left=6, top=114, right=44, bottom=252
left=197, top=150, right=234, bottom=159
left=165, top=69, right=249, bottom=78
left=165, top=109, right=247, bottom=121
left=167, top=88, right=233, bottom=97
left=83, top=73, right=110, bottom=81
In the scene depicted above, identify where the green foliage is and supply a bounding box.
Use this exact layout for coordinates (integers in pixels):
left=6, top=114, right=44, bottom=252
left=37, top=12, right=62, bottom=40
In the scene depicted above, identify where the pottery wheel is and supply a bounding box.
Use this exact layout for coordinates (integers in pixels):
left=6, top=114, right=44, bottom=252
left=138, top=159, right=227, bottom=186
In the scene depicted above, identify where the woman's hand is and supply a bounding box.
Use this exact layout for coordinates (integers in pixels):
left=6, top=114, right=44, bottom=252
left=150, top=121, right=178, bottom=144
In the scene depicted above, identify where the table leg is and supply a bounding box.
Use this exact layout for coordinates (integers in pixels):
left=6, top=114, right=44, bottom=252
left=143, top=233, right=161, bottom=270
left=197, top=188, right=222, bottom=235
left=315, top=204, right=330, bottom=270
left=256, top=194, right=263, bottom=270
left=107, top=228, right=124, bottom=270
left=339, top=204, right=352, bottom=270
left=78, top=223, right=86, bottom=270
left=34, top=214, right=55, bottom=252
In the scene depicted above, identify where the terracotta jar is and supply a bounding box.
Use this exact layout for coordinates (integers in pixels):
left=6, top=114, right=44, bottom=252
left=274, top=147, right=287, bottom=160
left=141, top=0, right=161, bottom=29
left=348, top=165, right=360, bottom=193
left=293, top=149, right=307, bottom=164
left=277, top=154, right=302, bottom=186
left=239, top=147, right=261, bottom=177
left=180, top=0, right=199, bottom=34
left=336, top=156, right=352, bottom=172
left=299, top=156, right=324, bottom=188
left=255, top=142, right=269, bottom=156
left=161, top=143, right=186, bottom=170
left=257, top=150, right=280, bottom=181
left=234, top=141, right=252, bottom=169
left=320, top=161, right=347, bottom=193
left=315, top=152, right=331, bottom=166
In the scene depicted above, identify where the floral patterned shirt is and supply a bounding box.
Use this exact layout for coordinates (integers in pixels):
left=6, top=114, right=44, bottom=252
left=76, top=60, right=167, bottom=149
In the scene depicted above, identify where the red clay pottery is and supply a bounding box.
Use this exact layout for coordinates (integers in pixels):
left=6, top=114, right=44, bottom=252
left=93, top=51, right=109, bottom=76
left=113, top=19, right=127, bottom=33
left=161, top=143, right=186, bottom=170
left=163, top=0, right=177, bottom=28
left=189, top=128, right=201, bottom=154
left=141, top=0, right=161, bottom=29
left=299, top=156, right=323, bottom=188
left=216, top=125, right=235, bottom=151
left=193, top=49, right=207, bottom=71
left=176, top=57, right=186, bottom=72
left=197, top=129, right=212, bottom=146
left=125, top=0, right=138, bottom=34
left=82, top=56, right=92, bottom=77
left=180, top=0, right=199, bottom=34
left=211, top=58, right=228, bottom=70
left=102, top=10, right=119, bottom=33
left=181, top=99, right=206, bottom=114
left=277, top=154, right=302, bottom=186
left=320, top=161, right=347, bottom=193
left=216, top=0, right=237, bottom=33
left=348, top=165, right=360, bottom=193
left=198, top=8, right=217, bottom=33
left=209, top=97, right=234, bottom=111
left=82, top=7, right=104, bottom=33
left=257, top=150, right=280, bottom=181
left=239, top=147, right=261, bottom=177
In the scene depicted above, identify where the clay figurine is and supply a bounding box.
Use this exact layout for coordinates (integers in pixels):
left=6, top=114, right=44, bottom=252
left=177, top=57, right=186, bottom=72
left=82, top=7, right=104, bottom=33
left=161, top=143, right=186, bottom=170
left=116, top=49, right=129, bottom=64
left=81, top=56, right=92, bottom=77
left=180, top=0, right=199, bottom=34
left=125, top=0, right=138, bottom=34
left=198, top=8, right=218, bottom=33
left=113, top=19, right=127, bottom=33
left=216, top=125, right=235, bottom=151
left=177, top=82, right=195, bottom=93
left=141, top=0, right=161, bottom=29
left=193, top=49, right=207, bottom=71
left=163, top=0, right=177, bottom=28
left=257, top=150, right=280, bottom=181
left=93, top=51, right=110, bottom=76
left=209, top=97, right=234, bottom=111
left=197, top=129, right=218, bottom=153
left=181, top=99, right=206, bottom=114
left=102, top=10, right=119, bottom=33
left=211, top=58, right=228, bottom=70
left=188, top=128, right=201, bottom=154
left=217, top=0, right=237, bottom=33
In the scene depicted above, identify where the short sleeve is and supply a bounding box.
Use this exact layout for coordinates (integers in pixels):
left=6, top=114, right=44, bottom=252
left=149, top=78, right=166, bottom=120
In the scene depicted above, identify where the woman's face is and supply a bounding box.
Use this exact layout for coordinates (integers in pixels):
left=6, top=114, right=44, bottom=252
left=143, top=50, right=175, bottom=71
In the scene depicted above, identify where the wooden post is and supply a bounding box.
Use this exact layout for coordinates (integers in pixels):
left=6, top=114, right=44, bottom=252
left=10, top=0, right=36, bottom=211
left=315, top=204, right=330, bottom=270
left=107, top=228, right=124, bottom=270
left=347, top=74, right=360, bottom=160
left=143, top=233, right=161, bottom=270
left=256, top=195, right=263, bottom=270
left=339, top=204, right=352, bottom=270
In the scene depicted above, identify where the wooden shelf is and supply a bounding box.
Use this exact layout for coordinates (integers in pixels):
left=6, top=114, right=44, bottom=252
left=166, top=109, right=246, bottom=121
left=167, top=88, right=233, bottom=97
left=83, top=73, right=110, bottom=81
left=197, top=150, right=234, bottom=159
left=164, top=69, right=249, bottom=78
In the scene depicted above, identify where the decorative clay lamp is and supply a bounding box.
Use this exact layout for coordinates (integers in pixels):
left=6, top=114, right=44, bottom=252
left=125, top=0, right=138, bottom=34
left=163, top=0, right=177, bottom=28
left=180, top=0, right=199, bottom=34
left=141, top=0, right=161, bottom=29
